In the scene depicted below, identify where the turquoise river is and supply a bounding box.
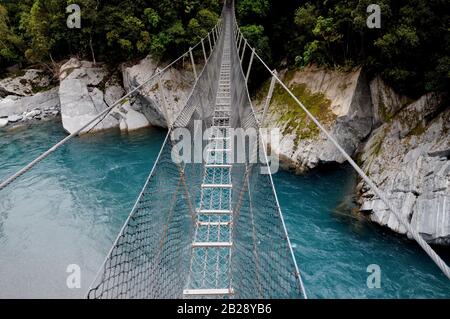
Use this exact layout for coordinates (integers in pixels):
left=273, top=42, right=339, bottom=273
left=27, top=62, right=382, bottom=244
left=0, top=120, right=448, bottom=298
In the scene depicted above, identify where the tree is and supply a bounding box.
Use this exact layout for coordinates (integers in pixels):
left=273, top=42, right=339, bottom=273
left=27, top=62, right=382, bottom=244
left=144, top=7, right=160, bottom=29
left=102, top=3, right=149, bottom=59
left=19, top=0, right=67, bottom=65
left=237, top=0, right=269, bottom=23
left=0, top=4, right=24, bottom=67
left=187, top=9, right=219, bottom=42
left=24, top=0, right=53, bottom=62
left=289, top=0, right=449, bottom=95
left=240, top=24, right=271, bottom=62
left=67, top=0, right=100, bottom=64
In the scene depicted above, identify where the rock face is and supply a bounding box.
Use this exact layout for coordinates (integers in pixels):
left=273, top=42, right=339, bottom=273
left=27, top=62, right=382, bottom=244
left=254, top=65, right=373, bottom=173
left=1, top=56, right=192, bottom=133
left=58, top=55, right=193, bottom=134
left=0, top=68, right=59, bottom=127
left=1, top=56, right=447, bottom=245
left=0, top=87, right=59, bottom=117
left=0, top=87, right=60, bottom=127
left=59, top=58, right=121, bottom=134
left=121, top=55, right=194, bottom=128
left=0, top=118, right=8, bottom=128
left=0, top=69, right=52, bottom=97
left=254, top=65, right=449, bottom=245
left=116, top=101, right=150, bottom=131
left=369, top=76, right=412, bottom=126
left=358, top=79, right=450, bottom=245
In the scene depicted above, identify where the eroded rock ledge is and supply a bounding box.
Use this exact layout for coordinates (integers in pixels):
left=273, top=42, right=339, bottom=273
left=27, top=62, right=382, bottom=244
left=254, top=65, right=373, bottom=173
left=254, top=65, right=449, bottom=245
left=0, top=69, right=60, bottom=128
left=358, top=80, right=449, bottom=245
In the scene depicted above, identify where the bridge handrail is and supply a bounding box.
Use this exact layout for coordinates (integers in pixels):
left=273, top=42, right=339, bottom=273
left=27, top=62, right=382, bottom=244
left=229, top=0, right=308, bottom=298
left=86, top=4, right=229, bottom=297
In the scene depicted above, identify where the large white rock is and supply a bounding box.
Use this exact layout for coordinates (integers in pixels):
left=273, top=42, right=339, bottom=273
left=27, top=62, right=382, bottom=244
left=0, top=69, right=51, bottom=97
left=104, top=80, right=125, bottom=106
left=59, top=58, right=107, bottom=85
left=254, top=65, right=373, bottom=173
left=116, top=102, right=149, bottom=132
left=253, top=65, right=450, bottom=245
left=59, top=59, right=119, bottom=134
left=369, top=76, right=411, bottom=126
left=411, top=191, right=450, bottom=244
left=24, top=109, right=42, bottom=119
left=121, top=55, right=194, bottom=128
left=122, top=56, right=158, bottom=92
left=285, top=64, right=362, bottom=117
left=89, top=88, right=120, bottom=129
left=7, top=114, right=23, bottom=122
left=119, top=118, right=127, bottom=131
left=0, top=87, right=60, bottom=118
left=0, top=118, right=8, bottom=127
left=358, top=85, right=450, bottom=245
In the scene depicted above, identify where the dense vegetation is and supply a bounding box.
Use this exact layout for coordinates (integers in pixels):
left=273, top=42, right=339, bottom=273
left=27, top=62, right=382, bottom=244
left=237, top=0, right=450, bottom=97
left=1, top=0, right=449, bottom=97
left=0, top=0, right=220, bottom=69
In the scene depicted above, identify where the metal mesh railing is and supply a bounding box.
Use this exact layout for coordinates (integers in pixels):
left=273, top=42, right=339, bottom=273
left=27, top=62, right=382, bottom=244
left=87, top=1, right=307, bottom=299
left=87, top=8, right=225, bottom=299
left=86, top=135, right=194, bottom=298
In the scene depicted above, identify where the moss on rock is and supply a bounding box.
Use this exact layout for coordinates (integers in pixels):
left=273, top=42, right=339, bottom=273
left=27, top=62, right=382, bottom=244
left=267, top=75, right=335, bottom=145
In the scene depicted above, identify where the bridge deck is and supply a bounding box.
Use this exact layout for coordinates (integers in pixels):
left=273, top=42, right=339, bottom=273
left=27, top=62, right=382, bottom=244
left=86, top=1, right=310, bottom=299
left=183, top=24, right=234, bottom=298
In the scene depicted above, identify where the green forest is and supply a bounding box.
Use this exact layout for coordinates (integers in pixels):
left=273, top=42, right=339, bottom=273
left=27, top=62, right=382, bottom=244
left=1, top=0, right=449, bottom=97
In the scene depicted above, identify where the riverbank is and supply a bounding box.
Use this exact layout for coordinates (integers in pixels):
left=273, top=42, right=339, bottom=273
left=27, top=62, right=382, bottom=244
left=0, top=55, right=194, bottom=133
left=253, top=65, right=449, bottom=246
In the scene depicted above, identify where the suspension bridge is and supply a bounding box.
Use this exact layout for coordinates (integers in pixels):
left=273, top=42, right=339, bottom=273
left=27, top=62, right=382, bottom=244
left=0, top=0, right=448, bottom=299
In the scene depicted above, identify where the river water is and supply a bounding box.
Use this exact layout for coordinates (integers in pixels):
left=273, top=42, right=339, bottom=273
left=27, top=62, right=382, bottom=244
left=0, top=121, right=448, bottom=298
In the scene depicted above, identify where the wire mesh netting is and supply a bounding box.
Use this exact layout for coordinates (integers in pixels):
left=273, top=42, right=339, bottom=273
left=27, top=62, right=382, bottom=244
left=87, top=2, right=306, bottom=299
